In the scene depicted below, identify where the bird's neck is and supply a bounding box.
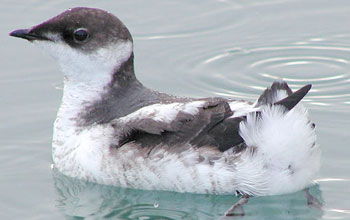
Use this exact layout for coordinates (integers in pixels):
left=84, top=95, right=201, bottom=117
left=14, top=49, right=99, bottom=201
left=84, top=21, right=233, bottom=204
left=35, top=38, right=133, bottom=126
left=57, top=51, right=136, bottom=123
left=52, top=53, right=137, bottom=162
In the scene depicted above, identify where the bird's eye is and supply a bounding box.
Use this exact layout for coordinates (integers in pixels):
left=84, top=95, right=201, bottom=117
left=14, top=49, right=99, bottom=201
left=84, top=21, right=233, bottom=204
left=73, top=28, right=89, bottom=42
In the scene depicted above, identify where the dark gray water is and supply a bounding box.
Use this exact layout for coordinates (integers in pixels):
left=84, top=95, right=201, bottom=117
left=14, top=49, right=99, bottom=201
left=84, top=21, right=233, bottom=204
left=1, top=0, right=349, bottom=219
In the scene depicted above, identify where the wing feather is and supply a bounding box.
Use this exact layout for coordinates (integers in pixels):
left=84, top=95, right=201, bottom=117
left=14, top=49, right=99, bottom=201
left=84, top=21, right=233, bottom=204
left=113, top=98, right=246, bottom=152
left=112, top=81, right=312, bottom=153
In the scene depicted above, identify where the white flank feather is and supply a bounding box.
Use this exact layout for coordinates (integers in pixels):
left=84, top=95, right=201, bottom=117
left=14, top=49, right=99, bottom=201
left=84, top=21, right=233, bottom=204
left=239, top=103, right=321, bottom=195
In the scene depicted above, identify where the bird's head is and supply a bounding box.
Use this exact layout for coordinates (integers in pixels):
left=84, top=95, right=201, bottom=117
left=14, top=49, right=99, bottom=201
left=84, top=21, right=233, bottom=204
left=10, top=7, right=134, bottom=87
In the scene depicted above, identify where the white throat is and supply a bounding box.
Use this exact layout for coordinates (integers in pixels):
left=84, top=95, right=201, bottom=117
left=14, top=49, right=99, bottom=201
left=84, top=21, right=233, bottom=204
left=35, top=38, right=133, bottom=124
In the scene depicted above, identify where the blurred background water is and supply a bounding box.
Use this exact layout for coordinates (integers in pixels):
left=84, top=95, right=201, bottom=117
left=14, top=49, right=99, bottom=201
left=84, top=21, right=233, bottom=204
left=0, top=0, right=349, bottom=219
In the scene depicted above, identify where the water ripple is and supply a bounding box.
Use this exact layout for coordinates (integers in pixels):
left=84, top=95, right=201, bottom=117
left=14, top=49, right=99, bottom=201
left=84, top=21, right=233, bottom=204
left=188, top=43, right=350, bottom=110
left=106, top=204, right=199, bottom=220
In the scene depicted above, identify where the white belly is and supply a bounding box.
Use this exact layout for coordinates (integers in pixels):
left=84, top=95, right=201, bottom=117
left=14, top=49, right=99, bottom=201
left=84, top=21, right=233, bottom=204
left=52, top=104, right=321, bottom=196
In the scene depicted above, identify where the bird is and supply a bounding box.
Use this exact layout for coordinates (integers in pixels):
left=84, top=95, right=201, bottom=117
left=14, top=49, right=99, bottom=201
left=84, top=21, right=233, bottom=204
left=10, top=7, right=321, bottom=216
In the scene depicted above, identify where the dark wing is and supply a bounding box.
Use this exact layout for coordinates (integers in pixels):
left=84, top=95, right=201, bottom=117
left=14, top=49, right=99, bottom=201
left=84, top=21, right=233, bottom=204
left=114, top=98, right=246, bottom=153
left=113, top=81, right=311, bottom=153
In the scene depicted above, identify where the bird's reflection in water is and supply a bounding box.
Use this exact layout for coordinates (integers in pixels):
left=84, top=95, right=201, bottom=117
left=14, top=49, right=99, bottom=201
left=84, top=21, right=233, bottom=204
left=53, top=171, right=323, bottom=220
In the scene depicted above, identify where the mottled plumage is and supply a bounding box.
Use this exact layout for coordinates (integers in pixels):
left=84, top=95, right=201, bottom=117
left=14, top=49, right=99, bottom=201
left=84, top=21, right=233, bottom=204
left=10, top=7, right=320, bottom=199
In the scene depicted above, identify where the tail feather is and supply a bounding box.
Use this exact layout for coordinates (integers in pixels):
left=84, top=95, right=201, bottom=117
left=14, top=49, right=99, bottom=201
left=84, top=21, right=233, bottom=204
left=274, top=84, right=311, bottom=111
left=256, top=81, right=293, bottom=107
left=256, top=81, right=311, bottom=111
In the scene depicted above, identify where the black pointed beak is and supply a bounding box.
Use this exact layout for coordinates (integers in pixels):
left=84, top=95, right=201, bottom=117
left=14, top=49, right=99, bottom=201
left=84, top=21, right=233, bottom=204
left=9, top=29, right=49, bottom=41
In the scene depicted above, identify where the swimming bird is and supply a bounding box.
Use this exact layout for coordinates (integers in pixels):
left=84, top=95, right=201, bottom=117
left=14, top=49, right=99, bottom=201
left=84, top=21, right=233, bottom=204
left=10, top=7, right=321, bottom=216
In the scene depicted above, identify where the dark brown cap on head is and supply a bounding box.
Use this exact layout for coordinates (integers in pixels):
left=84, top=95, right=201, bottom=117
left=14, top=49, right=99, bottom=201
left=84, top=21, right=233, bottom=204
left=10, top=7, right=133, bottom=52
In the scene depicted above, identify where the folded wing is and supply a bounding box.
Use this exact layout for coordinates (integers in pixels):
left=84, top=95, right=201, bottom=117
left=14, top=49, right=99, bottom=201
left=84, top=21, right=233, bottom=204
left=112, top=81, right=312, bottom=153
